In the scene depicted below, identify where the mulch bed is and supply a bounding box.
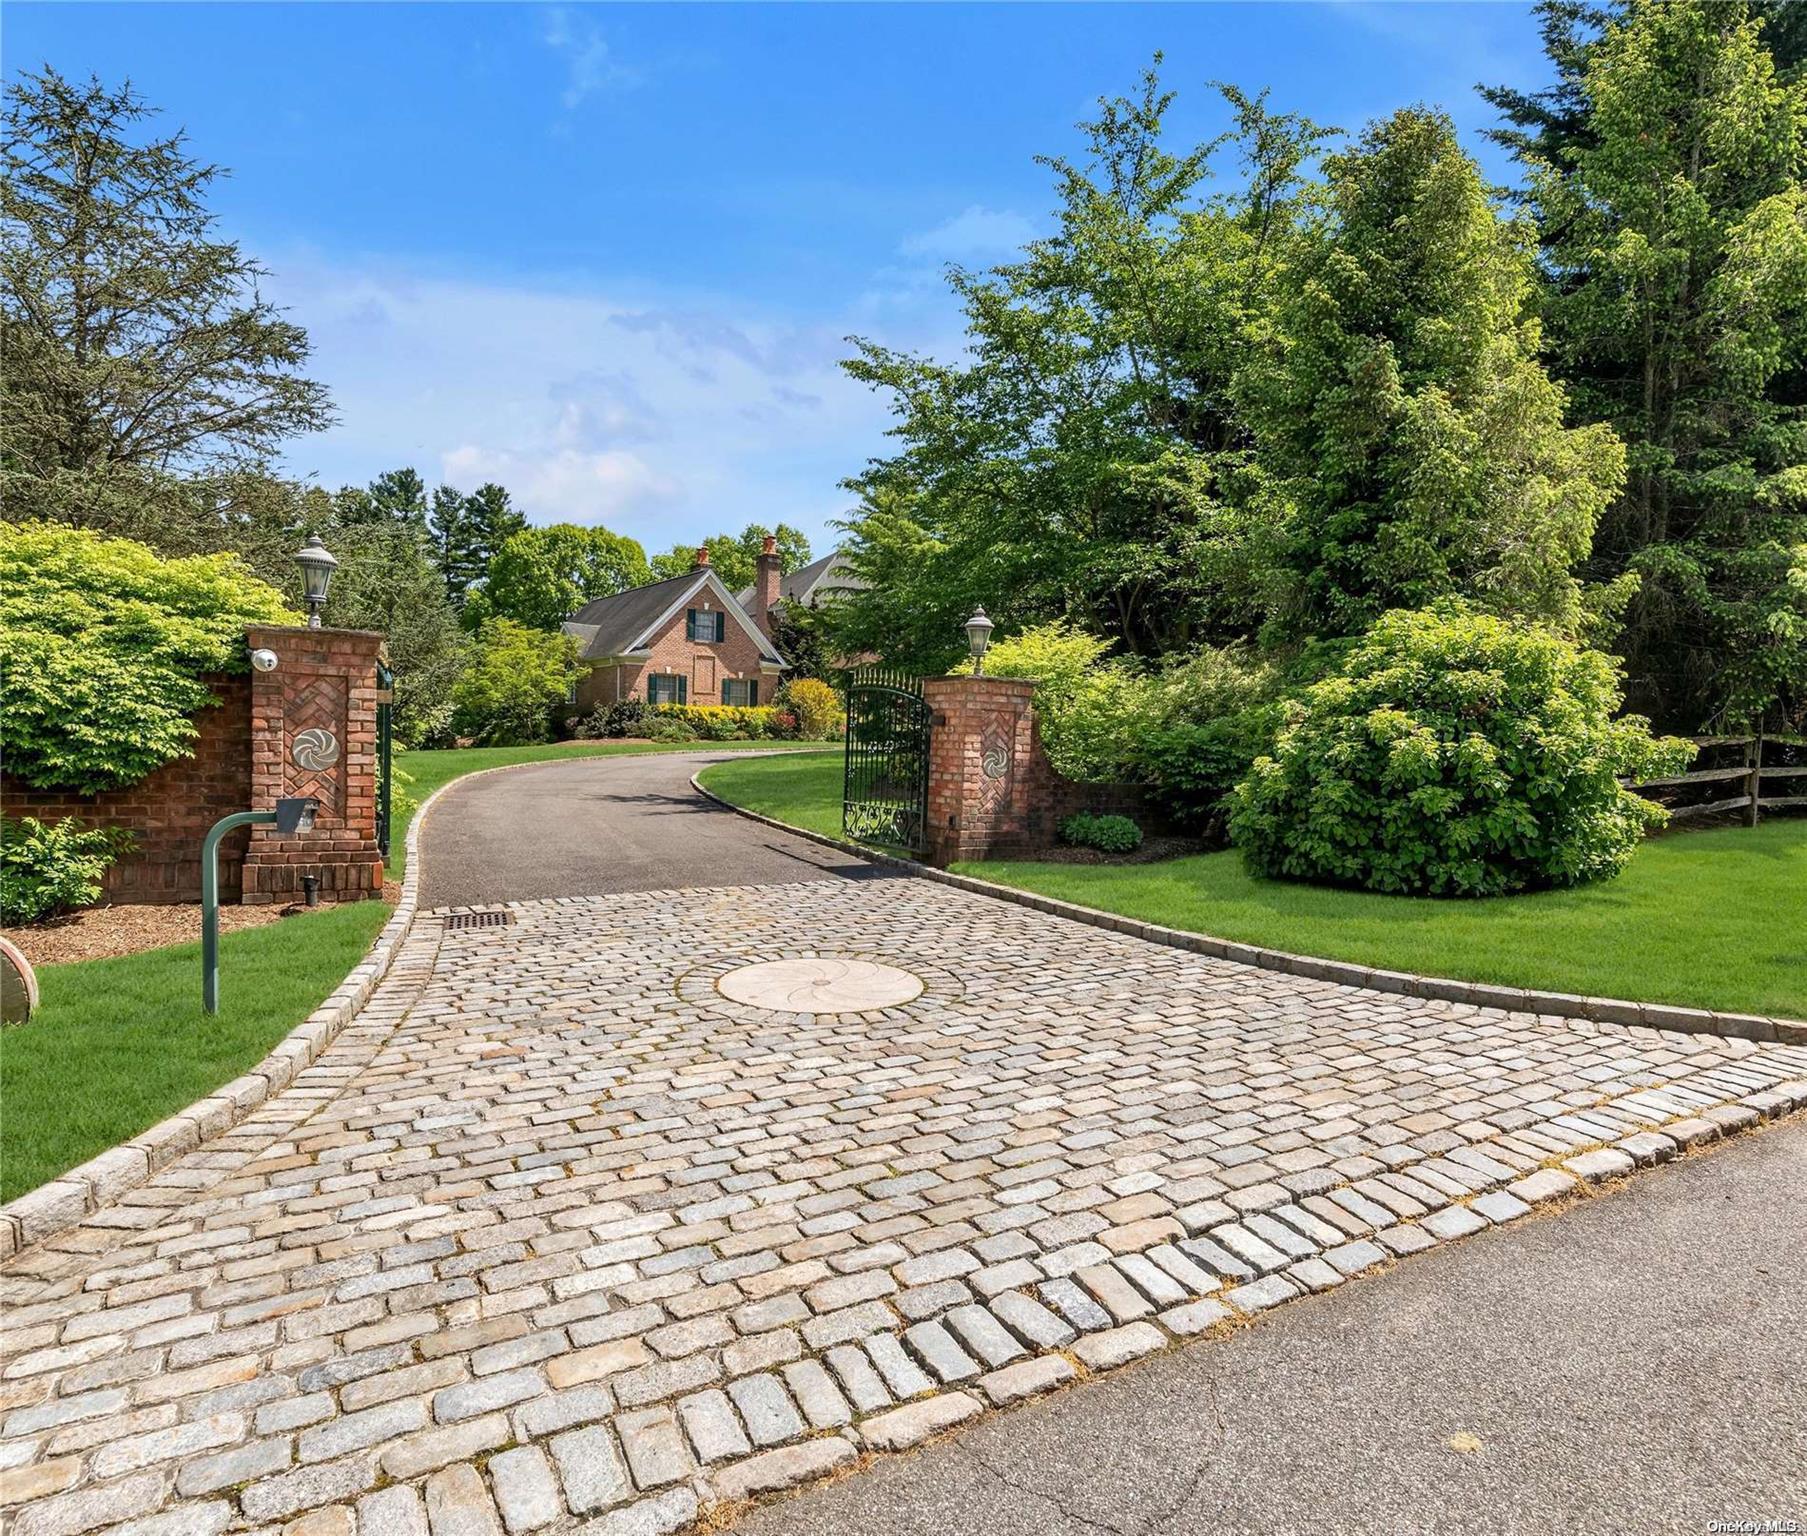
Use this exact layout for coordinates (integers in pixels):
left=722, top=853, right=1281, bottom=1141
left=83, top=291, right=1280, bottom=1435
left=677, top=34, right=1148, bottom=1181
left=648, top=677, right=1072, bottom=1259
left=3, top=884, right=400, bottom=968
left=1026, top=834, right=1209, bottom=866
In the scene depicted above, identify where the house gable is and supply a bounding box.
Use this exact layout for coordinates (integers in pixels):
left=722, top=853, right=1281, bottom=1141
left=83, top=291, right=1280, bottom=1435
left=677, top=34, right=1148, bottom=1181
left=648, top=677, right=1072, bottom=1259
left=629, top=569, right=785, bottom=666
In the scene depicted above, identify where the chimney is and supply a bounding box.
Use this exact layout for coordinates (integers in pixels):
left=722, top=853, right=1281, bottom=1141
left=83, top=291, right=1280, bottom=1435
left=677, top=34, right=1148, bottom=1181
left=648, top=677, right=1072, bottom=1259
left=752, top=534, right=782, bottom=639
left=693, top=546, right=710, bottom=569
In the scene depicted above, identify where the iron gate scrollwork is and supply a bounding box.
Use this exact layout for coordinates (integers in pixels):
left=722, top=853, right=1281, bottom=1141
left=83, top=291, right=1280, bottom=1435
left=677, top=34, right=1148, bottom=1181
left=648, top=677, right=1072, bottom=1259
left=843, top=666, right=929, bottom=853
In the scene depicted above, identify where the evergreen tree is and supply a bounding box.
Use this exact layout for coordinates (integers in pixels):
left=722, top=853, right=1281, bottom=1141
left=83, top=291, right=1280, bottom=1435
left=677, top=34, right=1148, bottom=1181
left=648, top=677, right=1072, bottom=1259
left=334, top=466, right=427, bottom=526
left=427, top=481, right=525, bottom=607
left=1239, top=107, right=1625, bottom=641
left=1517, top=0, right=1807, bottom=728
left=2, top=69, right=330, bottom=530
left=321, top=515, right=467, bottom=747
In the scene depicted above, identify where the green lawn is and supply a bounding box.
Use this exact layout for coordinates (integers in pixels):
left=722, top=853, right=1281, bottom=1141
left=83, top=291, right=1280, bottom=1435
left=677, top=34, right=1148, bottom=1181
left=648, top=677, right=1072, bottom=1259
left=700, top=749, right=1806, bottom=1019
left=697, top=749, right=846, bottom=839
left=1, top=900, right=389, bottom=1202
left=2, top=738, right=810, bottom=1202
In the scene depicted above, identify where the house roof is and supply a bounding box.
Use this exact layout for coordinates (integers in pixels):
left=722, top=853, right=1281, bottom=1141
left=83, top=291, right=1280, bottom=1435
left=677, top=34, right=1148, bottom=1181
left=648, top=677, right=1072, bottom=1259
left=561, top=568, right=785, bottom=665
left=733, top=549, right=861, bottom=609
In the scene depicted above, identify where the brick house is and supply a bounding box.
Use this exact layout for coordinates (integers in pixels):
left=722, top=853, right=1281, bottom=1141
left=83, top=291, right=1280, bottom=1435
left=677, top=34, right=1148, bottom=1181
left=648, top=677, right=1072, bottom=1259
left=562, top=540, right=787, bottom=712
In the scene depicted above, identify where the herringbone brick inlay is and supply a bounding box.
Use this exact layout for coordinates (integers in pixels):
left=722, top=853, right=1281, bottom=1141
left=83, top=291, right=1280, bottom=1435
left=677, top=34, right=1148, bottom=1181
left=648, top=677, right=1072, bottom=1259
left=285, top=675, right=348, bottom=818
left=2, top=874, right=1801, bottom=1536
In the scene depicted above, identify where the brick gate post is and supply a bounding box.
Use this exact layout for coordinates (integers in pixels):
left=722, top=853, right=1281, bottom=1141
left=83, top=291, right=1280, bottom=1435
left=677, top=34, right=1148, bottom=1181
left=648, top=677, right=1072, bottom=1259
left=921, top=676, right=1049, bottom=866
left=240, top=625, right=386, bottom=904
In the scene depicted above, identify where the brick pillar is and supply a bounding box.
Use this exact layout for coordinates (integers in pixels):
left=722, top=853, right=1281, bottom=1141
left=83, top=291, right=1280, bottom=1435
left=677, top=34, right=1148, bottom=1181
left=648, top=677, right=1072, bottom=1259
left=240, top=625, right=386, bottom=904
left=922, top=676, right=1051, bottom=866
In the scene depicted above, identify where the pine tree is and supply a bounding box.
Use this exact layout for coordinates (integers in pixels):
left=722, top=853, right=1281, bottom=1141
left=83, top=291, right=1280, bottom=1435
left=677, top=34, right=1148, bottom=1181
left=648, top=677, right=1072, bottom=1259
left=1519, top=0, right=1807, bottom=729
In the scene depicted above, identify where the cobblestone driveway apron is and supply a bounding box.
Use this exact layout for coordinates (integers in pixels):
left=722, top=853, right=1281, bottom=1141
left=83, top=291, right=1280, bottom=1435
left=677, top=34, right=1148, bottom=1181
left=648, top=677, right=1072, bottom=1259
left=3, top=873, right=1802, bottom=1536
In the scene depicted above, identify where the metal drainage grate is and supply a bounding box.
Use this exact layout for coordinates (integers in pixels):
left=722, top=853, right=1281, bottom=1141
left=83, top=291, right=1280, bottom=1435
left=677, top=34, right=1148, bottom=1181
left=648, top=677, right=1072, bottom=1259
left=444, top=910, right=514, bottom=931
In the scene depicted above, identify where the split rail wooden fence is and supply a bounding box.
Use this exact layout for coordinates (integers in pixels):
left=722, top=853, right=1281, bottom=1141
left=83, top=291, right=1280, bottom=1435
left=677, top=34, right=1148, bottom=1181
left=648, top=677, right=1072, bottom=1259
left=1629, top=734, right=1807, bottom=827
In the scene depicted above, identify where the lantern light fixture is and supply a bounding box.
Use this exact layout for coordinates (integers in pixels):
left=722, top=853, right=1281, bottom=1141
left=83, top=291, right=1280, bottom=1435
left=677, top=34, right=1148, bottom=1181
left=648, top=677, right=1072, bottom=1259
left=963, top=608, right=995, bottom=674
left=294, top=536, right=339, bottom=628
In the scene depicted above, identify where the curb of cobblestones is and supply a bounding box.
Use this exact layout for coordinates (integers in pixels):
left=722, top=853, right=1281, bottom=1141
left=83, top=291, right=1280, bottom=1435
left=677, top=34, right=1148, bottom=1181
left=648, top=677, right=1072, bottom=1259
left=0, top=750, right=829, bottom=1261
left=691, top=773, right=1807, bottom=1049
left=0, top=768, right=471, bottom=1262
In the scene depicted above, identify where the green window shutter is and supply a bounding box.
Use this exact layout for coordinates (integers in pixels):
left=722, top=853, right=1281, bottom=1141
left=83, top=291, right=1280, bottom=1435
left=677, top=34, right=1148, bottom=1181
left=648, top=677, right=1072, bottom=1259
left=721, top=680, right=731, bottom=704
left=685, top=609, right=697, bottom=640
left=748, top=680, right=758, bottom=706
left=677, top=675, right=687, bottom=705
left=715, top=612, right=726, bottom=642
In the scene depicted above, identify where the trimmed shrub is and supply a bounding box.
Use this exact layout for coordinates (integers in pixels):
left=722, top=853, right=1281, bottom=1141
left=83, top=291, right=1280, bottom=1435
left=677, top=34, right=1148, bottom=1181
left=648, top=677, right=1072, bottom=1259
left=644, top=716, right=698, bottom=743
left=1059, top=812, right=1144, bottom=854
left=647, top=704, right=779, bottom=740
left=777, top=678, right=842, bottom=740
left=0, top=523, right=296, bottom=793
left=1229, top=603, right=1691, bottom=896
left=1, top=817, right=134, bottom=925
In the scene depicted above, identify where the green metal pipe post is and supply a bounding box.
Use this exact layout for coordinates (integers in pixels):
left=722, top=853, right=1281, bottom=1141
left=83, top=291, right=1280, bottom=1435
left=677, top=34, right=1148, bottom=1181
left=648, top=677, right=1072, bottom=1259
left=201, top=809, right=276, bottom=1014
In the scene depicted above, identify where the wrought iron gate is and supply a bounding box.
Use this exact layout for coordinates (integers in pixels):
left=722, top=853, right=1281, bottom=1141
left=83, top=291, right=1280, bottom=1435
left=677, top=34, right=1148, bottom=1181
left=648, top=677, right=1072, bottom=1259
left=843, top=666, right=929, bottom=853
left=375, top=660, right=395, bottom=858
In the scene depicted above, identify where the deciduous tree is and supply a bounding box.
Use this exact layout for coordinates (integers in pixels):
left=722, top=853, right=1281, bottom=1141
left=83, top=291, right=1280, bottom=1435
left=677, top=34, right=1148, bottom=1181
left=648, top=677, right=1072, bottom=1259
left=830, top=69, right=1334, bottom=669
left=470, top=522, right=651, bottom=631
left=649, top=523, right=812, bottom=590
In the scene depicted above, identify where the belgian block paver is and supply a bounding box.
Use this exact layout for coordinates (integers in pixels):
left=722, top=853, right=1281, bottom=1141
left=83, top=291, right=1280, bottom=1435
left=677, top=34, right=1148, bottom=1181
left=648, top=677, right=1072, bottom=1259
left=0, top=877, right=1800, bottom=1535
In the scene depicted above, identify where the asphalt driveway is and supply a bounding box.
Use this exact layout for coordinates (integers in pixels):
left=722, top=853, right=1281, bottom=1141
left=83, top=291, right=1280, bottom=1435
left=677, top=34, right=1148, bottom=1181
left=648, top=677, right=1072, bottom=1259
left=740, top=1116, right=1807, bottom=1536
left=418, top=748, right=864, bottom=908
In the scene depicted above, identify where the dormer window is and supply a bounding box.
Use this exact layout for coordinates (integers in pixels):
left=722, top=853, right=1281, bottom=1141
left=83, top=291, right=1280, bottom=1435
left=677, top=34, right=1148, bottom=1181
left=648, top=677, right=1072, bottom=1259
left=686, top=608, right=726, bottom=642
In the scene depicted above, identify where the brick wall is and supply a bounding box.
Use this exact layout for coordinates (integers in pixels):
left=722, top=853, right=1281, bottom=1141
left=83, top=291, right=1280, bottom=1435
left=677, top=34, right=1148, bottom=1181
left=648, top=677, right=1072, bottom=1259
left=2, top=627, right=387, bottom=908
left=241, top=625, right=385, bottom=905
left=921, top=676, right=1155, bottom=866
left=1, top=676, right=253, bottom=902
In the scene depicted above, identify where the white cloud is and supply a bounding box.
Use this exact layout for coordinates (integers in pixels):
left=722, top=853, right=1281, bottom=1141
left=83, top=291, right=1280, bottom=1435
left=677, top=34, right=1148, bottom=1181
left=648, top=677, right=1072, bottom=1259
left=442, top=444, right=677, bottom=524
left=901, top=205, right=1037, bottom=261
left=267, top=258, right=906, bottom=552
left=540, top=6, right=633, bottom=110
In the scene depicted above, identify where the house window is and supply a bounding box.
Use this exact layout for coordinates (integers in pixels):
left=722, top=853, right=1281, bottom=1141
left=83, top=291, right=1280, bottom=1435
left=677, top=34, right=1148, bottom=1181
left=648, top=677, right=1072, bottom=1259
left=686, top=608, right=726, bottom=642
left=647, top=674, right=687, bottom=706
left=721, top=678, right=758, bottom=707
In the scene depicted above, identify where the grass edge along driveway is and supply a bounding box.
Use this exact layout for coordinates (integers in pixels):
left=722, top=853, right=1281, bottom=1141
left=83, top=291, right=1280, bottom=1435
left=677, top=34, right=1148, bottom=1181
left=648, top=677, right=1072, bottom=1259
left=698, top=751, right=1807, bottom=1021
left=2, top=740, right=809, bottom=1202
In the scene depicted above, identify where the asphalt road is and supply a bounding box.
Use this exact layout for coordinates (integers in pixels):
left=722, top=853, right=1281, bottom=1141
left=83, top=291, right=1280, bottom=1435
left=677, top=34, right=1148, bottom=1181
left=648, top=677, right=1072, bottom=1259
left=741, top=1118, right=1807, bottom=1536
left=418, top=749, right=868, bottom=908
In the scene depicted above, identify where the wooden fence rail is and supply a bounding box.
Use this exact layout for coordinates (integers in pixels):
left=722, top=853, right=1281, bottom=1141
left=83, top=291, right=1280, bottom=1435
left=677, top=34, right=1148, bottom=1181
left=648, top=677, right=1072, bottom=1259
left=1628, top=735, right=1807, bottom=827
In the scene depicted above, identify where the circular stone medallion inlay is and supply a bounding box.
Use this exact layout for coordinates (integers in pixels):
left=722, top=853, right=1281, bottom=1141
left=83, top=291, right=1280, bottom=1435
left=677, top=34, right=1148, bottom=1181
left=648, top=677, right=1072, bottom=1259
left=717, top=957, right=924, bottom=1014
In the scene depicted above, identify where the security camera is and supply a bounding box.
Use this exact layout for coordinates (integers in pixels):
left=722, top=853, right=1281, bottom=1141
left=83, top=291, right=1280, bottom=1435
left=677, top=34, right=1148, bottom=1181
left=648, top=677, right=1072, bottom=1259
left=251, top=648, right=280, bottom=673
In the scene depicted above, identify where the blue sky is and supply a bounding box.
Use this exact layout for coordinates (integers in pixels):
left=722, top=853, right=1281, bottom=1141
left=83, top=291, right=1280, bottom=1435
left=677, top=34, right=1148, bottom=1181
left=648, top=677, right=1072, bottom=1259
left=8, top=2, right=1551, bottom=556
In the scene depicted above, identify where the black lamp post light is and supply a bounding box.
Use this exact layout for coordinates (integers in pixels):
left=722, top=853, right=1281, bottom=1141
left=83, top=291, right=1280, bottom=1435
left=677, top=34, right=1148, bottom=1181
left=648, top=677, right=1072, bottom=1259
left=295, top=535, right=338, bottom=628
left=964, top=607, right=995, bottom=674
left=201, top=796, right=318, bottom=1014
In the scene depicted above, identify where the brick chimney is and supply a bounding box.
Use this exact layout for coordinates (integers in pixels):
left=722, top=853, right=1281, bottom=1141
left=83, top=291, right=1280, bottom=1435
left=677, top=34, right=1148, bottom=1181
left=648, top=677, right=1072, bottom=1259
left=693, top=546, right=710, bottom=569
left=751, top=535, right=782, bottom=638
